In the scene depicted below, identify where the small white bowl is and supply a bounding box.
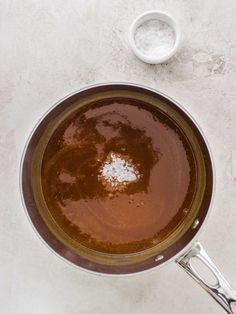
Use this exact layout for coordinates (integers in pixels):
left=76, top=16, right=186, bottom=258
left=129, top=11, right=181, bottom=64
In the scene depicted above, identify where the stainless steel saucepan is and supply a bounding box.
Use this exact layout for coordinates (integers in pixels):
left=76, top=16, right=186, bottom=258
left=20, top=83, right=236, bottom=313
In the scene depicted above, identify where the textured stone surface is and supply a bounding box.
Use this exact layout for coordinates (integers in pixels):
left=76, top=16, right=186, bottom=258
left=0, top=1, right=236, bottom=313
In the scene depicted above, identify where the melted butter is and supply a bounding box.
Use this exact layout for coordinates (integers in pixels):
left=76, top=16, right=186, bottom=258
left=41, top=98, right=196, bottom=254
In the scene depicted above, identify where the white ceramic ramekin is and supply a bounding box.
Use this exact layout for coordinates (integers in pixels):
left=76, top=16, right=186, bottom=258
left=129, top=11, right=181, bottom=64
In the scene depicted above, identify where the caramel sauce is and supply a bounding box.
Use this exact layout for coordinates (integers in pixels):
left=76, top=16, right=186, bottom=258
left=41, top=98, right=196, bottom=254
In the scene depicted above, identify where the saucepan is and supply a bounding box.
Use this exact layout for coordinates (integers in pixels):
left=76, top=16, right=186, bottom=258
left=20, top=83, right=236, bottom=313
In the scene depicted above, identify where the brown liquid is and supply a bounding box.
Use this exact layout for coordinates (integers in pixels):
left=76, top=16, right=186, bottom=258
left=41, top=98, right=196, bottom=254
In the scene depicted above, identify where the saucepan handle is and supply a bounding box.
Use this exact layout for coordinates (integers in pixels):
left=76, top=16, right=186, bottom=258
left=176, top=242, right=236, bottom=314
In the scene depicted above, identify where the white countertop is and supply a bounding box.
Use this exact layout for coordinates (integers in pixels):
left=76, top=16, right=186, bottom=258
left=1, top=1, right=236, bottom=313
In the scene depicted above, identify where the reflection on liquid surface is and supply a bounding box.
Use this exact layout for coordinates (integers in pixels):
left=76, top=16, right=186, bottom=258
left=41, top=98, right=196, bottom=253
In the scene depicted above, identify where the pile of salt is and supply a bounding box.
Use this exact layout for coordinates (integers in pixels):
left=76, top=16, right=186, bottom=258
left=134, top=19, right=175, bottom=59
left=99, top=152, right=140, bottom=191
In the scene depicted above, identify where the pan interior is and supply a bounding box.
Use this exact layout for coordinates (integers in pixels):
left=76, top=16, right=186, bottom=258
left=28, top=88, right=210, bottom=267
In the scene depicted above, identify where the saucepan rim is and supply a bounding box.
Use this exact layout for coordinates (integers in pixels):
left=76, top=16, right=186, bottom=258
left=19, top=82, right=216, bottom=277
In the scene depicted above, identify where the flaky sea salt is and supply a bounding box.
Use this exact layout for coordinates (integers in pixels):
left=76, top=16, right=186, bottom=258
left=100, top=152, right=140, bottom=190
left=134, top=19, right=175, bottom=58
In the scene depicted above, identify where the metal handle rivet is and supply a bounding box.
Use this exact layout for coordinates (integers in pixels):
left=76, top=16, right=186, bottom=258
left=192, top=219, right=200, bottom=229
left=155, top=255, right=164, bottom=262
